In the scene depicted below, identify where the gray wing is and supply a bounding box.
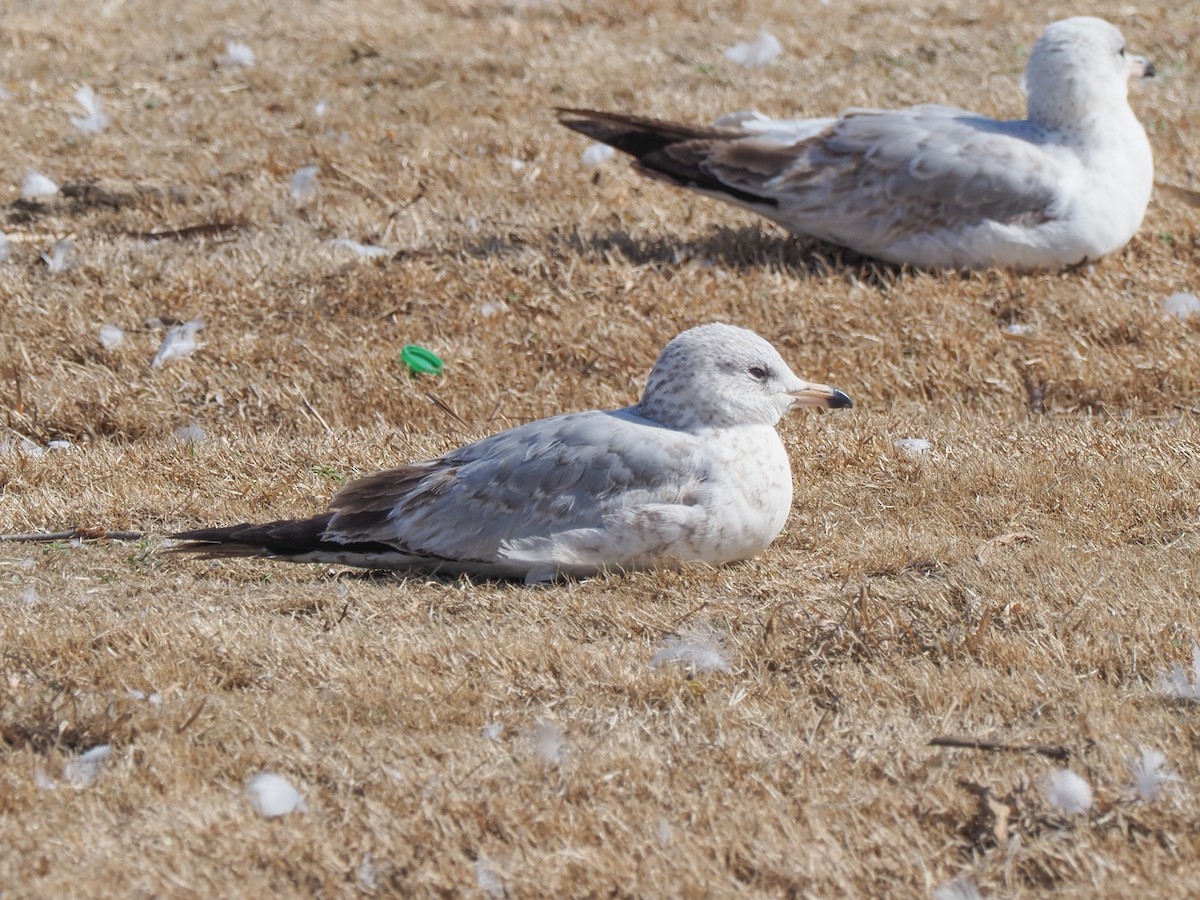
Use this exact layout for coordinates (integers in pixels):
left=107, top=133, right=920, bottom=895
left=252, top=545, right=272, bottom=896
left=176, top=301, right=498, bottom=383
left=323, top=409, right=706, bottom=564
left=700, top=105, right=1070, bottom=248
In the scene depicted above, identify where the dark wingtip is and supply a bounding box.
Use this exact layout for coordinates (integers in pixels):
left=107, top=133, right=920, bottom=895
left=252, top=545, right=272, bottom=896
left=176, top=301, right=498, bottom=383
left=829, top=390, right=854, bottom=410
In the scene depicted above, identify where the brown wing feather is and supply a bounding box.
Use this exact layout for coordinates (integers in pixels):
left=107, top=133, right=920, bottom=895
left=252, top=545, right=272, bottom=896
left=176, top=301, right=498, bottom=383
left=556, top=108, right=781, bottom=207
left=325, top=462, right=459, bottom=543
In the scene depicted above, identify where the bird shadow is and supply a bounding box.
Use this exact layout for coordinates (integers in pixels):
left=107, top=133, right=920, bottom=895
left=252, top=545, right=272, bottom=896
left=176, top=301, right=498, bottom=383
left=325, top=566, right=537, bottom=588
left=452, top=223, right=918, bottom=289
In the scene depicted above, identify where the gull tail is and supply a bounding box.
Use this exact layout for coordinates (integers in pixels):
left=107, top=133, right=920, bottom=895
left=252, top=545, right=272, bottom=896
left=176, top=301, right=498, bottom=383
left=167, top=513, right=404, bottom=566
left=167, top=516, right=530, bottom=580
left=555, top=108, right=781, bottom=208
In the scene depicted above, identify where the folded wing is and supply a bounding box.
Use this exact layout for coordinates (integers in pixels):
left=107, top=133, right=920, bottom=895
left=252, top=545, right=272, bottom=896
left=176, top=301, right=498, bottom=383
left=322, top=409, right=707, bottom=570
left=559, top=105, right=1070, bottom=256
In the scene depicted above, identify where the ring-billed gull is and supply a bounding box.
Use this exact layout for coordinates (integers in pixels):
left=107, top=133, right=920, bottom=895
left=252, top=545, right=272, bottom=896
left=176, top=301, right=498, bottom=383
left=168, top=324, right=852, bottom=583
left=558, top=17, right=1155, bottom=271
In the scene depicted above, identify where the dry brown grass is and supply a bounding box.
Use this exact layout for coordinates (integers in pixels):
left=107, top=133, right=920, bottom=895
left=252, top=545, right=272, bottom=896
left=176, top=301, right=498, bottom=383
left=1, top=0, right=1199, bottom=895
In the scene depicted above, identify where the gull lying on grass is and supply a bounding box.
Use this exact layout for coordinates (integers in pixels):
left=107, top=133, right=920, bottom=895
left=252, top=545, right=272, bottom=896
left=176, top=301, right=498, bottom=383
left=168, top=324, right=851, bottom=583
left=558, top=17, right=1154, bottom=271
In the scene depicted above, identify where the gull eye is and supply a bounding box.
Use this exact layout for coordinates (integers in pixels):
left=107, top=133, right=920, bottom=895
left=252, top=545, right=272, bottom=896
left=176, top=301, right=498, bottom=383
left=1119, top=46, right=1126, bottom=57
left=748, top=365, right=769, bottom=382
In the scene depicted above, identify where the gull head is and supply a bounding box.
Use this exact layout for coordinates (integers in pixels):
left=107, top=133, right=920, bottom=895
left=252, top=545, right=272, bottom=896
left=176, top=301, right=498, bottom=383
left=637, top=323, right=852, bottom=430
left=1024, top=17, right=1151, bottom=131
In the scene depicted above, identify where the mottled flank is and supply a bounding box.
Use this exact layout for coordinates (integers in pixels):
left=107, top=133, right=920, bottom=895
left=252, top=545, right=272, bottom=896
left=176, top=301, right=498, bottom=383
left=559, top=17, right=1155, bottom=270
left=170, top=325, right=852, bottom=582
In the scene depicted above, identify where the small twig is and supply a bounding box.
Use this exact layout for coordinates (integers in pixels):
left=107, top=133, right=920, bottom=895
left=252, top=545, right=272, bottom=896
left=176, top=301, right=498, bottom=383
left=667, top=599, right=711, bottom=631
left=324, top=600, right=352, bottom=632
left=930, top=735, right=1071, bottom=761
left=424, top=392, right=471, bottom=430
left=0, top=528, right=144, bottom=543
left=294, top=386, right=333, bottom=434
left=803, top=587, right=862, bottom=657
left=485, top=397, right=506, bottom=427
left=450, top=757, right=490, bottom=789
left=125, top=221, right=245, bottom=242
left=1055, top=575, right=1104, bottom=638
left=390, top=182, right=425, bottom=214
left=964, top=606, right=994, bottom=656
left=175, top=697, right=208, bottom=735
left=1021, top=370, right=1046, bottom=415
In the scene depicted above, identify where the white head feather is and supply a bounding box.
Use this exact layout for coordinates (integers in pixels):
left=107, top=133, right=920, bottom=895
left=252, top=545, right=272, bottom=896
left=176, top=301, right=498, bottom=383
left=637, top=323, right=844, bottom=430
left=1024, top=17, right=1141, bottom=134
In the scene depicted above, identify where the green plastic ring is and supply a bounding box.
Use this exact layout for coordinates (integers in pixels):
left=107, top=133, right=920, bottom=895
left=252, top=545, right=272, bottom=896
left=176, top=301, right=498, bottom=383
left=400, top=344, right=444, bottom=376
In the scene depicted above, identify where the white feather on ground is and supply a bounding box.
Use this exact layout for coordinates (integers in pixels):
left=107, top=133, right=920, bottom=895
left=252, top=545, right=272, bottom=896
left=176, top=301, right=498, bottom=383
left=0, top=434, right=45, bottom=458
left=1128, top=748, right=1182, bottom=802
left=152, top=320, right=203, bottom=368
left=475, top=860, right=504, bottom=898
left=650, top=627, right=731, bottom=673
left=64, top=745, right=112, bottom=788
left=531, top=722, right=565, bottom=765
left=357, top=854, right=378, bottom=890
left=580, top=142, right=615, bottom=168
left=724, top=31, right=782, bottom=67
left=99, top=324, right=125, bottom=349
left=893, top=437, right=932, bottom=457
left=21, top=171, right=58, bottom=198
left=1162, top=292, right=1200, bottom=321
left=70, top=85, right=109, bottom=133
left=933, top=878, right=983, bottom=900
left=173, top=423, right=207, bottom=444
left=1042, top=769, right=1093, bottom=815
left=40, top=238, right=75, bottom=273
left=289, top=165, right=318, bottom=203
left=220, top=41, right=255, bottom=67
left=246, top=772, right=305, bottom=817
left=1157, top=643, right=1200, bottom=701
left=333, top=238, right=390, bottom=258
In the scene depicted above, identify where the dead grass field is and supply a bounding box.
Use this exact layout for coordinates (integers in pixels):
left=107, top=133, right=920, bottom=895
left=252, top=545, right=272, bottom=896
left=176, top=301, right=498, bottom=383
left=1, top=0, right=1199, bottom=895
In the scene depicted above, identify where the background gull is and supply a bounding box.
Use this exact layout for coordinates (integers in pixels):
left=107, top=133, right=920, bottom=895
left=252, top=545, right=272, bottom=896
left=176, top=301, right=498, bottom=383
left=168, top=324, right=851, bottom=583
left=558, top=17, right=1155, bottom=271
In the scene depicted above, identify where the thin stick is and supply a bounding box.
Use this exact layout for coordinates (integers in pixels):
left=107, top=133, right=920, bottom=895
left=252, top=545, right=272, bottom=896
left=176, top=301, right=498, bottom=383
left=0, top=528, right=144, bottom=543
left=329, top=163, right=399, bottom=208
left=324, top=600, right=352, bottom=633
left=294, top=386, right=333, bottom=434
left=667, top=599, right=711, bottom=631
left=424, top=391, right=471, bottom=430
left=930, top=735, right=1070, bottom=761
left=125, top=221, right=244, bottom=242
left=176, top=697, right=208, bottom=735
